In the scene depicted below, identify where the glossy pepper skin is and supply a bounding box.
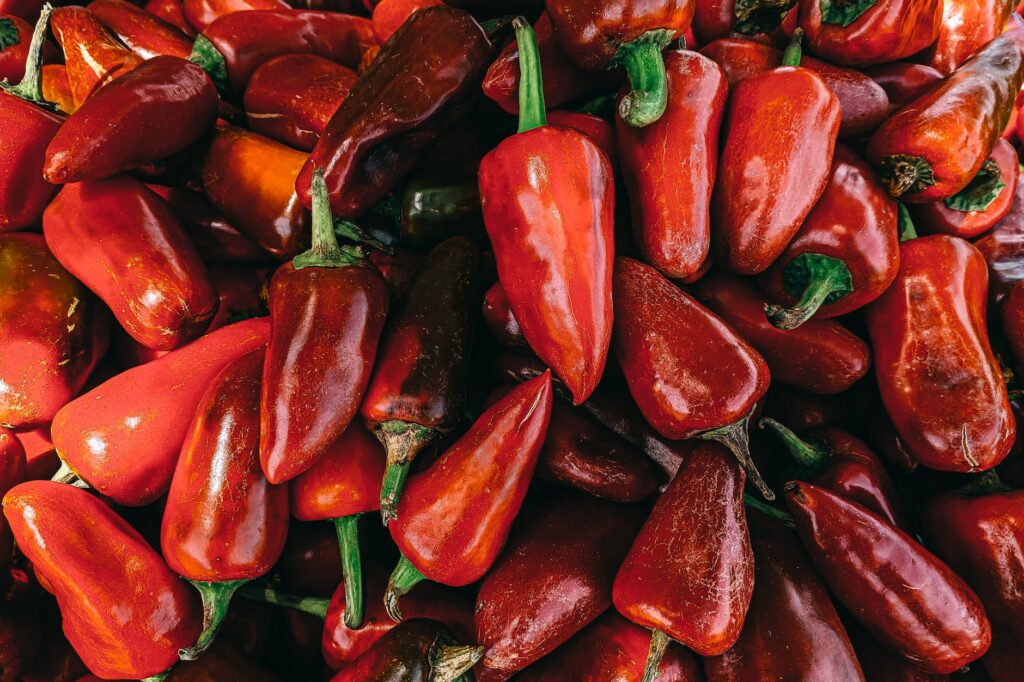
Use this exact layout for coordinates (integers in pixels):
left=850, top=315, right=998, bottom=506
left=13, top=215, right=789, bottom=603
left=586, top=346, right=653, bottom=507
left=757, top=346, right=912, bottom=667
left=40, top=62, right=74, bottom=113
left=616, top=49, right=726, bottom=280
left=3, top=481, right=202, bottom=680
left=146, top=0, right=193, bottom=36
left=1004, top=282, right=1024, bottom=373
left=88, top=0, right=192, bottom=58
left=149, top=185, right=271, bottom=264
left=51, top=318, right=270, bottom=506
left=475, top=493, right=645, bottom=680
left=44, top=176, right=218, bottom=351
left=923, top=0, right=1016, bottom=76
left=867, top=30, right=1024, bottom=202
left=865, top=235, right=1016, bottom=472
left=243, top=54, right=357, bottom=152
left=0, top=233, right=108, bottom=429
left=712, top=33, right=841, bottom=275
left=50, top=5, right=142, bottom=108
left=0, top=13, right=55, bottom=83
left=0, top=430, right=24, bottom=571
left=44, top=56, right=218, bottom=183
left=756, top=144, right=900, bottom=327
left=691, top=0, right=797, bottom=44
left=400, top=160, right=485, bottom=252
left=183, top=0, right=288, bottom=32
left=975, top=177, right=1024, bottom=304
left=297, top=6, right=492, bottom=218
left=703, top=510, right=865, bottom=681
left=371, top=0, right=443, bottom=43
left=799, top=0, right=942, bottom=66
left=785, top=482, right=991, bottom=675
left=866, top=61, right=944, bottom=113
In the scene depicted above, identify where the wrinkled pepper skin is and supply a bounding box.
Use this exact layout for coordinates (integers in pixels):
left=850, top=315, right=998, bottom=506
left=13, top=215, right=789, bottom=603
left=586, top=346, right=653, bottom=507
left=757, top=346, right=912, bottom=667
left=865, top=235, right=1015, bottom=472
left=866, top=61, right=945, bottom=113
left=703, top=510, right=865, bottom=682
left=867, top=30, right=1024, bottom=202
left=613, top=442, right=754, bottom=656
left=799, top=0, right=942, bottom=66
left=298, top=6, right=492, bottom=218
left=692, top=270, right=870, bottom=395
left=328, top=619, right=479, bottom=682
left=712, top=55, right=841, bottom=274
left=0, top=430, right=24, bottom=570
left=785, top=482, right=991, bottom=675
left=50, top=5, right=142, bottom=108
left=616, top=49, right=726, bottom=280
left=88, top=0, right=192, bottom=59
left=44, top=176, right=218, bottom=351
left=975, top=177, right=1024, bottom=304
left=0, top=233, right=108, bottom=429
left=44, top=56, right=218, bottom=183
left=149, top=185, right=270, bottom=264
left=145, top=0, right=193, bottom=36
left=475, top=493, right=645, bottom=681
left=3, top=481, right=202, bottom=680
left=923, top=0, right=1016, bottom=76
left=0, top=92, right=62, bottom=231
left=243, top=54, right=357, bottom=152
left=183, top=0, right=288, bottom=32
left=51, top=318, right=270, bottom=506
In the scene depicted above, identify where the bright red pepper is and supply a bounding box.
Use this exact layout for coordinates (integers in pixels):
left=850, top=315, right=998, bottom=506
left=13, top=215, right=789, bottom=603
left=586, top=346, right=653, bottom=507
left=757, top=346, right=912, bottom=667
left=546, top=109, right=618, bottom=170
left=150, top=185, right=271, bottom=264
left=3, top=481, right=202, bottom=680
left=692, top=0, right=797, bottom=44
left=712, top=32, right=841, bottom=274
left=0, top=12, right=56, bottom=82
left=384, top=371, right=552, bottom=617
left=479, top=20, right=613, bottom=405
left=88, top=0, right=191, bottom=59
left=865, top=235, right=1016, bottom=472
left=182, top=0, right=288, bottom=32
left=785, top=482, right=991, bottom=675
left=50, top=5, right=142, bottom=108
left=145, top=0, right=193, bottom=36
left=50, top=318, right=270, bottom=506
left=0, top=429, right=24, bottom=571
left=922, top=0, right=1016, bottom=76
left=17, top=425, right=58, bottom=481
left=799, top=0, right=942, bottom=66
left=371, top=0, right=443, bottom=43
left=866, top=61, right=945, bottom=113
left=975, top=177, right=1024, bottom=304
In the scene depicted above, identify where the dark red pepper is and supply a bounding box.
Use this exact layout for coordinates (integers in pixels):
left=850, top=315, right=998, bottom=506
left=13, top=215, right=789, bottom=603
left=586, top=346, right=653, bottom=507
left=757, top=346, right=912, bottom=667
left=149, top=185, right=271, bottom=264
left=975, top=176, right=1024, bottom=304
left=799, top=0, right=942, bottom=66
left=182, top=0, right=288, bottom=32
left=371, top=0, right=443, bottom=43
left=0, top=12, right=56, bottom=83
left=145, top=0, right=194, bottom=36
left=866, top=61, right=945, bottom=113
left=762, top=383, right=846, bottom=433
left=0, top=429, right=24, bottom=571
left=481, top=281, right=528, bottom=350
left=50, top=5, right=142, bottom=109
left=922, top=0, right=1016, bottom=75
left=692, top=0, right=797, bottom=44
left=88, top=0, right=192, bottom=59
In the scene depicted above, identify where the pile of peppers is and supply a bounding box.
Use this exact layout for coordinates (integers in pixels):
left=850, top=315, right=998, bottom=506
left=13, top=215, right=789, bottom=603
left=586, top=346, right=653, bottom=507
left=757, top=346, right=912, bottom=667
left=5, top=0, right=1024, bottom=679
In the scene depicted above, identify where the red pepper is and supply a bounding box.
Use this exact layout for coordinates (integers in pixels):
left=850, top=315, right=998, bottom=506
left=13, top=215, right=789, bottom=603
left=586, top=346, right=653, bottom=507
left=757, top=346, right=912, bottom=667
left=0, top=233, right=109, bottom=429
left=691, top=270, right=870, bottom=395
left=703, top=510, right=866, bottom=681
left=145, top=0, right=194, bottom=36
left=3, top=481, right=201, bottom=680
left=616, top=49, right=725, bottom=279
left=799, top=0, right=942, bottom=66
left=712, top=31, right=841, bottom=274
left=482, top=281, right=528, bottom=350
left=162, top=349, right=289, bottom=660
left=692, top=0, right=797, bottom=44
left=0, top=429, right=24, bottom=572
left=370, top=247, right=422, bottom=301
left=546, top=109, right=618, bottom=170
left=475, top=492, right=645, bottom=680
left=756, top=144, right=900, bottom=328
left=183, top=0, right=288, bottom=32
left=850, top=377, right=921, bottom=474
left=41, top=62, right=74, bottom=114
left=17, top=424, right=59, bottom=481
left=50, top=5, right=142, bottom=109
left=613, top=442, right=754, bottom=676
left=1004, top=281, right=1024, bottom=373
left=149, top=185, right=271, bottom=264
left=545, top=0, right=694, bottom=126
left=0, top=12, right=56, bottom=82
left=785, top=481, right=991, bottom=674
left=975, top=177, right=1024, bottom=304
left=922, top=0, right=1016, bottom=76
left=613, top=256, right=773, bottom=497
left=50, top=318, right=270, bottom=506
left=371, top=0, right=443, bottom=43
left=43, top=175, right=218, bottom=351
left=384, top=371, right=552, bottom=617
left=865, top=235, right=1016, bottom=472
left=479, top=20, right=614, bottom=404
left=260, top=170, right=389, bottom=484
left=0, top=0, right=41, bottom=21
left=243, top=54, right=357, bottom=152
left=867, top=30, right=1024, bottom=202
left=88, top=0, right=191, bottom=59
left=866, top=61, right=945, bottom=113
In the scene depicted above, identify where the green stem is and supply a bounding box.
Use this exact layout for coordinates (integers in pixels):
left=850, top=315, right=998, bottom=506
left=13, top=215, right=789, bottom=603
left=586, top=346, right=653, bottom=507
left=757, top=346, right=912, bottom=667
left=237, top=584, right=328, bottom=619
left=385, top=554, right=427, bottom=622
left=180, top=579, right=248, bottom=661
left=188, top=33, right=229, bottom=94
left=957, top=470, right=1015, bottom=495
left=781, top=27, right=803, bottom=66
left=759, top=418, right=828, bottom=469
left=945, top=159, right=1005, bottom=212
left=697, top=411, right=776, bottom=501
left=765, top=253, right=852, bottom=330
left=513, top=16, right=546, bottom=133
left=744, top=493, right=795, bottom=526
left=293, top=168, right=362, bottom=269
left=897, top=202, right=918, bottom=242
left=1, top=3, right=53, bottom=105
left=141, top=672, right=171, bottom=682
left=377, top=420, right=437, bottom=525
left=576, top=93, right=616, bottom=119
left=615, top=30, right=674, bottom=127
left=333, top=514, right=364, bottom=630
left=335, top=219, right=394, bottom=254
left=641, top=630, right=670, bottom=682
left=429, top=639, right=485, bottom=682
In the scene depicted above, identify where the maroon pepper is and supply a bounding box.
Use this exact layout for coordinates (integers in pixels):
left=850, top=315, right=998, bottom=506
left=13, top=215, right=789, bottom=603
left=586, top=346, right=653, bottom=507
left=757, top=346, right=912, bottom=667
left=975, top=175, right=1024, bottom=304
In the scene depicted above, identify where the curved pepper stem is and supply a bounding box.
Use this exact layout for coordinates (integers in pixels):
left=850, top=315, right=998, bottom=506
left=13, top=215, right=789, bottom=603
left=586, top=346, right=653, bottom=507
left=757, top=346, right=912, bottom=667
left=880, top=155, right=936, bottom=199
left=641, top=629, right=670, bottom=682
left=781, top=27, right=804, bottom=66
left=385, top=553, right=427, bottom=622
left=1, top=3, right=53, bottom=106
left=945, top=159, right=1006, bottom=212
left=765, top=253, right=853, bottom=330
left=513, top=16, right=547, bottom=133
left=697, top=410, right=775, bottom=501
left=333, top=514, right=365, bottom=629
left=378, top=420, right=437, bottom=524
left=188, top=33, right=229, bottom=94
left=744, top=493, right=795, bottom=526
left=759, top=418, right=829, bottom=469
left=429, top=637, right=485, bottom=682
left=614, top=30, right=674, bottom=128
left=238, top=584, right=329, bottom=618
left=294, top=168, right=364, bottom=270
left=180, top=579, right=248, bottom=661
left=897, top=202, right=918, bottom=242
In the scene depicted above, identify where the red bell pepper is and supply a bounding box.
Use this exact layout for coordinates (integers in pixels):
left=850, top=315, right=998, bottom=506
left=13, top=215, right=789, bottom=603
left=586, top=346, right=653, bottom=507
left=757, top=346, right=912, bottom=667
left=182, top=0, right=288, bottom=32
left=922, top=0, right=1016, bottom=76
left=88, top=0, right=191, bottom=58
left=865, top=235, right=1016, bottom=472
left=479, top=20, right=614, bottom=404
left=712, top=31, right=841, bottom=274
left=50, top=318, right=270, bottom=506
left=50, top=5, right=142, bottom=108
left=384, top=371, right=552, bottom=618
left=866, top=61, right=944, bottom=113
left=799, top=0, right=942, bottom=66
left=371, top=0, right=443, bottom=43
left=975, top=177, right=1024, bottom=304
left=145, top=0, right=193, bottom=36
left=149, top=185, right=271, bottom=264
left=3, top=481, right=202, bottom=680
left=0, top=429, right=24, bottom=571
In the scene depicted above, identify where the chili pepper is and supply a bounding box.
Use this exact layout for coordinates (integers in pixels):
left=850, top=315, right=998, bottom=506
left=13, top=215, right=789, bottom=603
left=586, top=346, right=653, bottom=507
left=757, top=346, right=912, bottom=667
left=867, top=30, right=1024, bottom=202
left=43, top=175, right=218, bottom=351
left=865, top=235, right=1016, bottom=472
left=88, top=0, right=191, bottom=59
left=261, top=170, right=389, bottom=484
left=0, top=13, right=55, bottom=83
left=50, top=317, right=270, bottom=506
left=547, top=109, right=618, bottom=170
left=162, top=349, right=289, bottom=661
left=924, top=0, right=1016, bottom=76
left=50, top=5, right=142, bottom=109
left=145, top=0, right=193, bottom=36
left=149, top=185, right=271, bottom=264
left=613, top=256, right=773, bottom=497
left=545, top=0, right=693, bottom=127
left=296, top=6, right=492, bottom=218
left=243, top=54, right=357, bottom=152
left=850, top=376, right=920, bottom=473
left=400, top=160, right=484, bottom=252
left=475, top=492, right=645, bottom=680
left=755, top=144, right=899, bottom=328
left=191, top=10, right=376, bottom=95
left=384, top=371, right=552, bottom=619
left=183, top=0, right=288, bottom=32
left=616, top=49, right=725, bottom=279
left=703, top=509, right=866, bottom=681
left=85, top=639, right=281, bottom=682
left=0, top=233, right=109, bottom=429
left=3, top=481, right=202, bottom=680
left=799, top=0, right=942, bottom=66
left=866, top=61, right=945, bottom=114
left=785, top=481, right=991, bottom=674
left=481, top=282, right=527, bottom=350
left=692, top=0, right=796, bottom=44
left=17, top=425, right=59, bottom=481
left=0, top=430, right=24, bottom=571
left=40, top=63, right=74, bottom=113
left=371, top=0, right=442, bottom=43
left=613, top=442, right=754, bottom=678
left=691, top=270, right=870, bottom=395
left=975, top=177, right=1024, bottom=304
left=479, top=20, right=613, bottom=405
